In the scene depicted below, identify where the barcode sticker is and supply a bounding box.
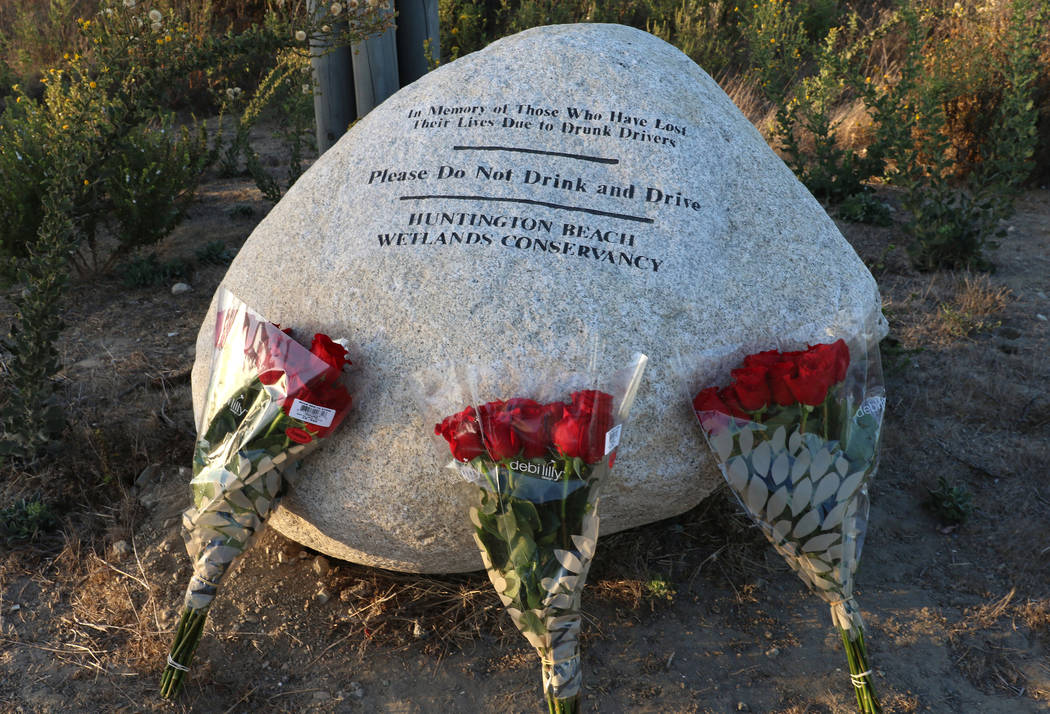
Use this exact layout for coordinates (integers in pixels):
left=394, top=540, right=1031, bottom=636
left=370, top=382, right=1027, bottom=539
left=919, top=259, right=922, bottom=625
left=604, top=424, right=622, bottom=455
left=288, top=398, right=336, bottom=428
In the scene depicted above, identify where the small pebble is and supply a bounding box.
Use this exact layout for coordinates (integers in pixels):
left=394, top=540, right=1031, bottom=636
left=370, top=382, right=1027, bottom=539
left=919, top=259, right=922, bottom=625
left=737, top=702, right=750, bottom=711
left=312, top=556, right=331, bottom=576
left=316, top=589, right=331, bottom=605
left=1037, top=314, right=1047, bottom=322
left=10, top=604, right=20, bottom=613
left=348, top=681, right=365, bottom=700
left=412, top=620, right=427, bottom=639
left=171, top=282, right=192, bottom=295
left=111, top=540, right=133, bottom=558
left=766, top=647, right=780, bottom=657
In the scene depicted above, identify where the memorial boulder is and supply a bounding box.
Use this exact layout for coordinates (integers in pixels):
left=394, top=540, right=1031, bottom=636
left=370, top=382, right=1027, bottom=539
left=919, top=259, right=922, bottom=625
left=193, top=23, right=885, bottom=573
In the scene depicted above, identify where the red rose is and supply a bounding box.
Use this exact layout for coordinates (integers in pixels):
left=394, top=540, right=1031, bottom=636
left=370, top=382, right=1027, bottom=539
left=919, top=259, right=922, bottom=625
left=478, top=400, right=519, bottom=461
left=742, top=350, right=782, bottom=369
left=826, top=339, right=850, bottom=383
left=730, top=365, right=770, bottom=411
left=784, top=362, right=832, bottom=406
left=505, top=398, right=555, bottom=459
left=259, top=368, right=285, bottom=386
left=435, top=406, right=485, bottom=462
left=692, top=386, right=729, bottom=415
left=288, top=379, right=353, bottom=438
left=718, top=386, right=750, bottom=419
left=285, top=426, right=313, bottom=444
left=553, top=390, right=613, bottom=463
left=768, top=359, right=798, bottom=407
left=310, top=333, right=350, bottom=380
left=552, top=411, right=587, bottom=460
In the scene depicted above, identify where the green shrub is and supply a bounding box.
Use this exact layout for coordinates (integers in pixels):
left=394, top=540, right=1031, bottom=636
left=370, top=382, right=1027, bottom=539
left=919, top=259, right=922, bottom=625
left=647, top=0, right=738, bottom=77
left=195, top=239, right=235, bottom=265
left=0, top=496, right=59, bottom=542
left=859, top=0, right=1045, bottom=271
left=224, top=50, right=317, bottom=202
left=120, top=254, right=192, bottom=288
left=773, top=19, right=882, bottom=204
left=745, top=0, right=809, bottom=103
left=924, top=475, right=974, bottom=525
left=0, top=183, right=79, bottom=463
left=837, top=190, right=892, bottom=226
left=0, top=3, right=215, bottom=274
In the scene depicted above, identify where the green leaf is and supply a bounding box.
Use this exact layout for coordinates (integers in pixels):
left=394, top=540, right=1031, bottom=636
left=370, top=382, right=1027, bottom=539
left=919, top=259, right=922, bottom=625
left=478, top=490, right=499, bottom=515
left=844, top=411, right=879, bottom=463
left=572, top=457, right=584, bottom=477
left=508, top=533, right=537, bottom=569
left=502, top=569, right=522, bottom=600
left=510, top=500, right=541, bottom=534
left=515, top=609, right=545, bottom=638
left=495, top=511, right=519, bottom=542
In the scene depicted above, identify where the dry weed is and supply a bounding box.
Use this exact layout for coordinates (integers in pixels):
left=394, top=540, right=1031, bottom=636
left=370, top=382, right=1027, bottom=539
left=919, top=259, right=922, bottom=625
left=884, top=271, right=1011, bottom=347
left=934, top=274, right=1012, bottom=342
left=946, top=588, right=1049, bottom=698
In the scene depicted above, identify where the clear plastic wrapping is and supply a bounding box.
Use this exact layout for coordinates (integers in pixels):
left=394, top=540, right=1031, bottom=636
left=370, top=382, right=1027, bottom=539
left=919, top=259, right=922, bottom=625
left=425, top=352, right=647, bottom=713
left=161, top=289, right=353, bottom=698
left=681, top=317, right=885, bottom=712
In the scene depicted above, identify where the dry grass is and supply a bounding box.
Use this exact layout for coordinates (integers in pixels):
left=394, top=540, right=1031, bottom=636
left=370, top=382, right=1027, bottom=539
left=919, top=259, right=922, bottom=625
left=883, top=271, right=1012, bottom=348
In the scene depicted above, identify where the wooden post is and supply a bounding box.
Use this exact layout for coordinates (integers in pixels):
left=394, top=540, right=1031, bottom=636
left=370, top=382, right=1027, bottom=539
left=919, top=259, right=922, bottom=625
left=351, top=2, right=400, bottom=117
left=308, top=0, right=437, bottom=146
left=394, top=0, right=440, bottom=86
left=308, top=1, right=355, bottom=154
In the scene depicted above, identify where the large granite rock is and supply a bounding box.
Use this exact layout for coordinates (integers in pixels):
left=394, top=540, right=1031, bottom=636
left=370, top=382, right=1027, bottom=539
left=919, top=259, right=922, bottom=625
left=193, top=23, right=885, bottom=573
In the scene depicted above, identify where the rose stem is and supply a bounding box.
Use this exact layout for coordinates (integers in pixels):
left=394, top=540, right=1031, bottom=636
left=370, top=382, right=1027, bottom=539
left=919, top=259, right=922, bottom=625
left=561, top=458, right=571, bottom=546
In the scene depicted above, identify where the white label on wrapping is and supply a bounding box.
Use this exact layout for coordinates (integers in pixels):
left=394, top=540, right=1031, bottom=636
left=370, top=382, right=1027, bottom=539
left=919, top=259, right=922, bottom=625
left=288, top=398, right=335, bottom=428
left=604, top=424, right=622, bottom=455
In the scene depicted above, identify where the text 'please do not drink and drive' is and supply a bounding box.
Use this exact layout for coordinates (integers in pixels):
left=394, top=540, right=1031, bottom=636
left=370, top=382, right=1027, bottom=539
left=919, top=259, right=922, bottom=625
left=362, top=102, right=703, bottom=275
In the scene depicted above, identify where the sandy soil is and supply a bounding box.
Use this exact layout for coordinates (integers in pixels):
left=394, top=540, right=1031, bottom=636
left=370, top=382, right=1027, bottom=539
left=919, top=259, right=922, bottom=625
left=1, top=145, right=1048, bottom=713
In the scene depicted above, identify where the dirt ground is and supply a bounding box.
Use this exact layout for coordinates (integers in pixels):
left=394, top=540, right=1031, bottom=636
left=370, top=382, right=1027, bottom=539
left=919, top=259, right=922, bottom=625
left=1, top=140, right=1048, bottom=713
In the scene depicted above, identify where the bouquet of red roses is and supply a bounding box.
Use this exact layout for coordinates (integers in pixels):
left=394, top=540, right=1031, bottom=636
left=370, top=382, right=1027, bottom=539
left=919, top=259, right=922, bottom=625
left=689, top=334, right=885, bottom=713
left=432, top=355, right=647, bottom=714
left=160, top=289, right=353, bottom=699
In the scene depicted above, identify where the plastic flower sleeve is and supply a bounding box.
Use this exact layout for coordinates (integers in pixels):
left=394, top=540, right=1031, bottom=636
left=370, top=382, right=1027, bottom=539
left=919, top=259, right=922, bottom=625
left=160, top=289, right=353, bottom=699
left=681, top=318, right=885, bottom=713
left=425, top=352, right=647, bottom=714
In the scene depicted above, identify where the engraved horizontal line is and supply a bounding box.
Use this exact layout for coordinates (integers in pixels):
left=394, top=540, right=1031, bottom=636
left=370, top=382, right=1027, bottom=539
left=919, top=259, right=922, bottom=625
left=452, top=145, right=619, bottom=165
left=398, top=195, right=654, bottom=224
